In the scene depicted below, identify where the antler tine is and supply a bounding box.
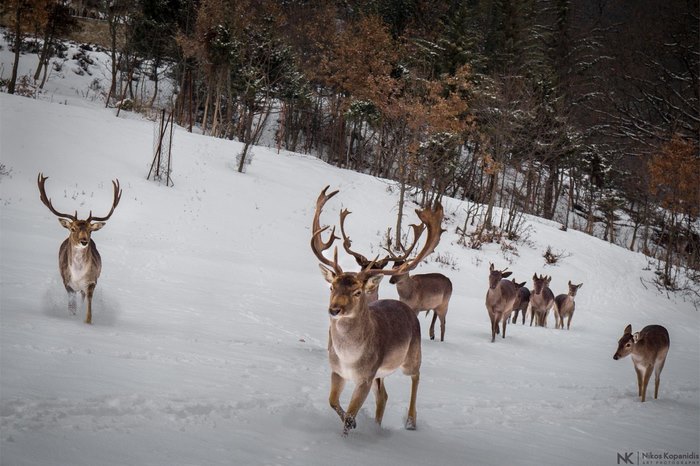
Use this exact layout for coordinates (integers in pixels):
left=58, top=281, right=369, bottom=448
left=366, top=202, right=445, bottom=278
left=340, top=208, right=391, bottom=269
left=87, top=179, right=122, bottom=222
left=37, top=173, right=77, bottom=221
left=310, top=186, right=342, bottom=274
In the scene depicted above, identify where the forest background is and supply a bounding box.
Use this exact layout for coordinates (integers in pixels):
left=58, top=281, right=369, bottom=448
left=2, top=0, right=699, bottom=297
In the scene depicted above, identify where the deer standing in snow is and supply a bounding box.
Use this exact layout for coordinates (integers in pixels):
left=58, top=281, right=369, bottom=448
left=311, top=186, right=444, bottom=435
left=510, top=280, right=529, bottom=324
left=613, top=324, right=670, bottom=402
left=553, top=281, right=583, bottom=330
left=528, top=274, right=554, bottom=327
left=388, top=262, right=452, bottom=342
left=485, top=264, right=518, bottom=342
left=38, top=173, right=121, bottom=324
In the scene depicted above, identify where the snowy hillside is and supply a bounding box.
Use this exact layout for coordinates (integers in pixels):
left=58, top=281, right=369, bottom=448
left=1, top=30, right=699, bottom=466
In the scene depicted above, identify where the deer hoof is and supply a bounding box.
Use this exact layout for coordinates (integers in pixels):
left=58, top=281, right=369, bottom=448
left=405, top=417, right=416, bottom=430
left=342, top=415, right=356, bottom=435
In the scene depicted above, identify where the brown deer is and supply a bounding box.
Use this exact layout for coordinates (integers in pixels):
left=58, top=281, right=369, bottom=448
left=311, top=186, right=444, bottom=435
left=341, top=208, right=451, bottom=340
left=38, top=173, right=121, bottom=324
left=485, top=264, right=518, bottom=342
left=387, top=261, right=452, bottom=342
left=613, top=324, right=670, bottom=402
left=553, top=281, right=583, bottom=330
left=510, top=280, right=529, bottom=324
left=528, top=274, right=554, bottom=327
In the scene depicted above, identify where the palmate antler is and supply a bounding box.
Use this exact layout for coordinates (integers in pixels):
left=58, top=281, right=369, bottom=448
left=310, top=186, right=342, bottom=274
left=310, top=185, right=445, bottom=278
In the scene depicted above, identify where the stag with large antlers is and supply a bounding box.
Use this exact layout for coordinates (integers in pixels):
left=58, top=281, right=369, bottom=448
left=38, top=173, right=121, bottom=324
left=311, top=186, right=444, bottom=436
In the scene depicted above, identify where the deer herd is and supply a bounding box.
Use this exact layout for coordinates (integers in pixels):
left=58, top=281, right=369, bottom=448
left=36, top=178, right=671, bottom=436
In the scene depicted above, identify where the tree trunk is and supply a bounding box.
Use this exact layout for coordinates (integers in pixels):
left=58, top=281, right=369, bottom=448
left=8, top=4, right=23, bottom=95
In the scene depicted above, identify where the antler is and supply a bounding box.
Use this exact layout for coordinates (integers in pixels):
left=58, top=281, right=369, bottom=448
left=366, top=202, right=445, bottom=277
left=87, top=179, right=122, bottom=222
left=311, top=186, right=343, bottom=274
left=339, top=209, right=390, bottom=270
left=37, top=173, right=77, bottom=221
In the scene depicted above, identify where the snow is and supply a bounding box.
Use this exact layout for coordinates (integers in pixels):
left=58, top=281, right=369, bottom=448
left=1, top=35, right=699, bottom=466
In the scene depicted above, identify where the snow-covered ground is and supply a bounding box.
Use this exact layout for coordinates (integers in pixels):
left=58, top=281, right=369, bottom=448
left=1, top=33, right=698, bottom=466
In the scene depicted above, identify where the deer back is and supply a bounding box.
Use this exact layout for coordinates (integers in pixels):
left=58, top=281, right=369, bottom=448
left=614, top=324, right=670, bottom=362
left=394, top=272, right=452, bottom=312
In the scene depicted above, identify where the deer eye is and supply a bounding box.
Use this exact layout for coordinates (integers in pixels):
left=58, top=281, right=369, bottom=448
left=625, top=343, right=631, bottom=348
left=353, top=290, right=362, bottom=297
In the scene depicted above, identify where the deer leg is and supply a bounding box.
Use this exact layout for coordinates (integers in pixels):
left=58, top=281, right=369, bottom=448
left=641, top=365, right=653, bottom=402
left=329, top=372, right=346, bottom=422
left=372, top=378, right=388, bottom=425
left=434, top=305, right=447, bottom=342
left=567, top=312, right=573, bottom=330
left=85, top=283, right=96, bottom=324
left=654, top=354, right=667, bottom=399
left=489, top=313, right=497, bottom=342
left=501, top=315, right=508, bottom=339
left=66, top=288, right=77, bottom=315
left=343, top=380, right=373, bottom=435
left=429, top=311, right=438, bottom=340
left=439, top=313, right=446, bottom=342
left=405, top=373, right=419, bottom=430
left=634, top=365, right=643, bottom=398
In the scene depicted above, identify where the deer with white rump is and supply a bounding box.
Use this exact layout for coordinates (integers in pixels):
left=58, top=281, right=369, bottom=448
left=485, top=264, right=518, bottom=342
left=553, top=281, right=582, bottom=330
left=528, top=273, right=554, bottom=327
left=613, top=324, right=670, bottom=402
left=311, top=186, right=444, bottom=435
left=37, top=173, right=121, bottom=324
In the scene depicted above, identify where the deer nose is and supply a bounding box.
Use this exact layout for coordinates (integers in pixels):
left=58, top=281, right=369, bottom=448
left=80, top=240, right=89, bottom=246
left=328, top=307, right=341, bottom=317
left=613, top=354, right=619, bottom=360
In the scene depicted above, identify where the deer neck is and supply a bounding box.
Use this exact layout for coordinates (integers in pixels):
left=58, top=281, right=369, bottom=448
left=394, top=274, right=417, bottom=298
left=329, top=302, right=376, bottom=356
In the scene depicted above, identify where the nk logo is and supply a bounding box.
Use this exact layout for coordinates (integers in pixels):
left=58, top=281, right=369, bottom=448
left=617, top=452, right=635, bottom=464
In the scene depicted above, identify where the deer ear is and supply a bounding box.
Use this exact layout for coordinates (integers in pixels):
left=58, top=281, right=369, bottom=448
left=578, top=283, right=583, bottom=289
left=319, top=264, right=336, bottom=284
left=624, top=324, right=632, bottom=335
left=90, top=221, right=106, bottom=231
left=502, top=271, right=512, bottom=278
left=364, top=274, right=383, bottom=293
left=58, top=218, right=72, bottom=229
left=490, top=263, right=495, bottom=271
left=633, top=332, right=641, bottom=343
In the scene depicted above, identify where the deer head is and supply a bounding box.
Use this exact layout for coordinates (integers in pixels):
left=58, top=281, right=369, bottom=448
left=38, top=173, right=121, bottom=247
left=311, top=186, right=444, bottom=317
